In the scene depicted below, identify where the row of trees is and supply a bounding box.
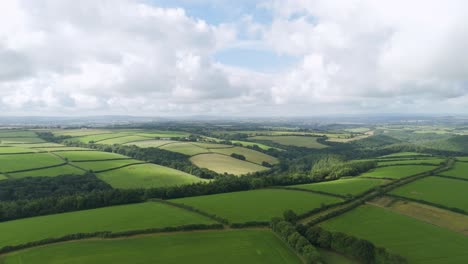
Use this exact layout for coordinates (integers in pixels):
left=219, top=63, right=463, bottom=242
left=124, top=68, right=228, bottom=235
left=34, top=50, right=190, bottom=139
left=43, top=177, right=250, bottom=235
left=299, top=226, right=407, bottom=264
left=271, top=218, right=322, bottom=264
left=310, top=156, right=377, bottom=180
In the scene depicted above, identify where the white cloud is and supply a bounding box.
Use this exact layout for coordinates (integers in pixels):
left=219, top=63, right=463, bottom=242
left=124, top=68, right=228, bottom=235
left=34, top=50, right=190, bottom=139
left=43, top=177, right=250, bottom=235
left=0, top=0, right=467, bottom=115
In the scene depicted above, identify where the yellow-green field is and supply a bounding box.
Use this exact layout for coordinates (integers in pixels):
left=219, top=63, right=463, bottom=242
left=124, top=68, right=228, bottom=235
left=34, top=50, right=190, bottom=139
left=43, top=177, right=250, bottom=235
left=248, top=135, right=328, bottom=149
left=190, top=154, right=268, bottom=175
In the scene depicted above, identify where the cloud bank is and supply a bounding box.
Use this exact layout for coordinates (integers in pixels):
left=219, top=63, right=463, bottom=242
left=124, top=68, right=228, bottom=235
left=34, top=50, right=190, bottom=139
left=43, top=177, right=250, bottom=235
left=0, top=0, right=467, bottom=115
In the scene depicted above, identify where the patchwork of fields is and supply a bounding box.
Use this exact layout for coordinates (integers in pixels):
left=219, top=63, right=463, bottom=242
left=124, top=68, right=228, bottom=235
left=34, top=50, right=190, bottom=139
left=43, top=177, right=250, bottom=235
left=248, top=135, right=328, bottom=149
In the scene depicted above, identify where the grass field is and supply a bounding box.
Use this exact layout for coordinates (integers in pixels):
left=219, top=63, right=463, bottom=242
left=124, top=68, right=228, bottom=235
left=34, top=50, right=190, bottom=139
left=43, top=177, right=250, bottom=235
left=249, top=135, right=328, bottom=149
left=377, top=158, right=444, bottom=166
left=124, top=140, right=177, bottom=148
left=0, top=130, right=39, bottom=137
left=74, top=133, right=126, bottom=143
left=456, top=156, right=468, bottom=161
left=230, top=140, right=278, bottom=150
left=171, top=189, right=342, bottom=223
left=378, top=152, right=431, bottom=159
left=51, top=129, right=112, bottom=137
left=8, top=165, right=86, bottom=178
left=209, top=147, right=278, bottom=165
left=191, top=142, right=233, bottom=149
left=6, top=143, right=63, bottom=148
left=390, top=176, right=468, bottom=212
left=0, top=174, right=7, bottom=180
left=0, top=230, right=301, bottom=264
left=0, top=146, right=38, bottom=154
left=97, top=135, right=150, bottom=145
left=440, top=161, right=468, bottom=179
left=0, top=137, right=45, bottom=144
left=290, top=178, right=388, bottom=196
left=190, top=154, right=268, bottom=175
left=97, top=164, right=207, bottom=189
left=55, top=151, right=129, bottom=161
left=73, top=160, right=144, bottom=172
left=36, top=146, right=92, bottom=152
left=359, top=165, right=437, bottom=179
left=160, top=142, right=210, bottom=156
left=370, top=197, right=468, bottom=235
left=320, top=205, right=468, bottom=263
left=0, top=202, right=215, bottom=248
left=0, top=153, right=64, bottom=173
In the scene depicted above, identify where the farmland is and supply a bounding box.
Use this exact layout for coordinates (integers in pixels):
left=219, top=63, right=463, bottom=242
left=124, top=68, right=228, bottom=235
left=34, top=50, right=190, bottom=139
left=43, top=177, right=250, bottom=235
left=0, top=202, right=215, bottom=248
left=359, top=165, right=437, bottom=179
left=390, top=176, right=468, bottom=212
left=1, top=230, right=302, bottom=264
left=248, top=135, right=328, bottom=148
left=289, top=178, right=389, bottom=196
left=72, top=159, right=145, bottom=172
left=376, top=158, right=444, bottom=166
left=97, top=164, right=208, bottom=188
left=440, top=161, right=468, bottom=179
left=0, top=153, right=64, bottom=173
left=8, top=165, right=86, bottom=178
left=171, top=189, right=342, bottom=223
left=55, top=151, right=130, bottom=161
left=320, top=205, right=468, bottom=263
left=190, top=154, right=269, bottom=175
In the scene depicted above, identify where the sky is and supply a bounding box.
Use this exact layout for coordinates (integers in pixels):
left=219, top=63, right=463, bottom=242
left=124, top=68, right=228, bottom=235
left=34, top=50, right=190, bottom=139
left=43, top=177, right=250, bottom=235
left=0, top=0, right=467, bottom=116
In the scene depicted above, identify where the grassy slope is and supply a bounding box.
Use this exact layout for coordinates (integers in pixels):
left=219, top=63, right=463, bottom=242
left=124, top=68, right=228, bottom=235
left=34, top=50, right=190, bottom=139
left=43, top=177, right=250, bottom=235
left=359, top=165, right=437, bottom=179
left=0, top=202, right=215, bottom=248
left=440, top=161, right=468, bottom=179
left=160, top=142, right=210, bottom=156
left=378, top=152, right=430, bottom=158
left=0, top=153, right=64, bottom=173
left=320, top=205, right=468, bottom=264
left=0, top=147, right=38, bottom=154
left=55, top=151, right=129, bottom=161
left=97, top=135, right=150, bottom=145
left=390, top=176, right=468, bottom=211
left=0, top=138, right=45, bottom=144
left=171, top=189, right=342, bottom=223
left=209, top=146, right=278, bottom=165
left=1, top=230, right=301, bottom=264
left=249, top=135, right=328, bottom=149
left=0, top=174, right=7, bottom=180
left=8, top=165, right=85, bottom=178
left=97, top=164, right=207, bottom=189
left=72, top=159, right=144, bottom=172
left=190, top=153, right=268, bottom=175
left=124, top=140, right=177, bottom=148
left=377, top=158, right=444, bottom=166
left=290, top=178, right=388, bottom=196
left=230, top=140, right=277, bottom=150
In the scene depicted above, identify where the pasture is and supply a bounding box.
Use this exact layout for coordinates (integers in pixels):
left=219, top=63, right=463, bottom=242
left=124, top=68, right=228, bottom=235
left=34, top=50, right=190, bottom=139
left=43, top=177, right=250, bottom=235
left=0, top=202, right=215, bottom=248
left=8, top=165, right=86, bottom=179
left=249, top=135, right=328, bottom=149
left=440, top=161, right=468, bottom=179
left=160, top=142, right=210, bottom=156
left=190, top=154, right=268, bottom=175
left=359, top=165, right=437, bottom=179
left=376, top=158, right=444, bottom=166
left=230, top=140, right=277, bottom=150
left=72, top=159, right=144, bottom=172
left=209, top=146, right=278, bottom=165
left=0, top=137, right=45, bottom=144
left=171, top=189, right=342, bottom=223
left=124, top=139, right=176, bottom=148
left=0, top=230, right=301, bottom=264
left=377, top=152, right=430, bottom=159
left=0, top=146, right=38, bottom=154
left=320, top=205, right=468, bottom=263
left=0, top=174, right=7, bottom=180
left=97, top=135, right=151, bottom=145
left=0, top=153, right=64, bottom=173
left=97, top=164, right=207, bottom=189
left=55, top=151, right=129, bottom=161
left=290, top=178, right=388, bottom=196
left=390, top=176, right=468, bottom=212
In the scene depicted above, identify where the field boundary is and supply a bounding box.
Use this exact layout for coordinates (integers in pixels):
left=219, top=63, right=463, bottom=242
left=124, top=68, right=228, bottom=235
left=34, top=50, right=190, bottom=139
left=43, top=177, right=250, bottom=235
left=71, top=158, right=133, bottom=162
left=267, top=186, right=346, bottom=199
left=435, top=174, right=468, bottom=182
left=91, top=162, right=148, bottom=173
left=2, top=162, right=67, bottom=174
left=386, top=194, right=468, bottom=216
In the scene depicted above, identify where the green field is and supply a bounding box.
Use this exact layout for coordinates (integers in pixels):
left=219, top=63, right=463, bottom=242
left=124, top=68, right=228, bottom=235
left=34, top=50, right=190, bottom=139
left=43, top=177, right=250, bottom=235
left=8, top=165, right=86, bottom=178
left=0, top=153, right=64, bottom=173
left=0, top=147, right=38, bottom=154
left=377, top=158, right=444, bottom=166
left=171, top=189, right=342, bottom=223
left=191, top=142, right=233, bottom=149
left=440, top=161, right=468, bottom=179
left=390, top=176, right=468, bottom=212
left=209, top=146, right=278, bottom=165
left=190, top=153, right=268, bottom=175
left=0, top=137, right=45, bottom=144
left=124, top=139, right=177, bottom=148
left=359, top=165, right=437, bottom=179
left=55, top=151, right=129, bottom=161
left=320, top=205, right=468, bottom=263
left=6, top=143, right=63, bottom=148
left=160, top=142, right=210, bottom=156
left=230, top=140, right=278, bottom=150
left=378, top=152, right=431, bottom=159
left=52, top=129, right=112, bottom=137
left=249, top=135, right=328, bottom=148
left=290, top=178, right=388, bottom=196
left=97, top=135, right=150, bottom=145
left=97, top=164, right=207, bottom=189
left=73, top=159, right=144, bottom=172
left=74, top=133, right=126, bottom=143
left=0, top=130, right=39, bottom=137
left=0, top=230, right=301, bottom=264
left=0, top=202, right=215, bottom=248
left=36, top=146, right=92, bottom=152
left=456, top=156, right=468, bottom=161
left=0, top=174, right=7, bottom=180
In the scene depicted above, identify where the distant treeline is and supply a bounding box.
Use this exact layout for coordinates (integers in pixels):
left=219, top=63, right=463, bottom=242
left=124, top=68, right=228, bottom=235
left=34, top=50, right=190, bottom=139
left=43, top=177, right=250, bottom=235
left=310, top=156, right=377, bottom=180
